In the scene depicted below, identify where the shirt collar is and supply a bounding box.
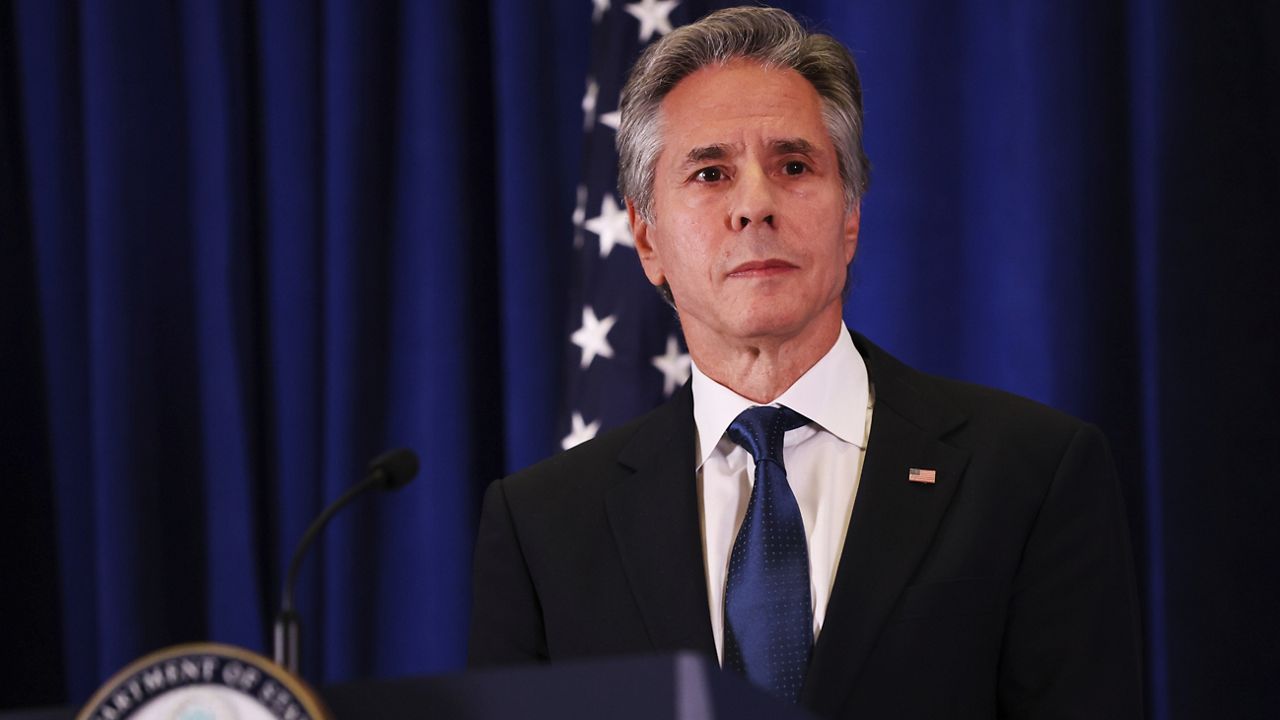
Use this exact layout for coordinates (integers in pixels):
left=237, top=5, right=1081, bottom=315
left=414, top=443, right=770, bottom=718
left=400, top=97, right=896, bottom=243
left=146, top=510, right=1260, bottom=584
left=691, top=324, right=870, bottom=468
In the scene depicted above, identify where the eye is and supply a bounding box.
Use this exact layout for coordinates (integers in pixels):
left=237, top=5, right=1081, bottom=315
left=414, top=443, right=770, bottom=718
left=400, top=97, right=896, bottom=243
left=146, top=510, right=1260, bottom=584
left=692, top=167, right=724, bottom=183
left=783, top=160, right=809, bottom=176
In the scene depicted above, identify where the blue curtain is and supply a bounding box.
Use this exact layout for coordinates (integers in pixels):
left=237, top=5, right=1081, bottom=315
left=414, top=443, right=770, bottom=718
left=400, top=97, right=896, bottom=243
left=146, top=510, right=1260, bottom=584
left=2, top=1, right=1276, bottom=718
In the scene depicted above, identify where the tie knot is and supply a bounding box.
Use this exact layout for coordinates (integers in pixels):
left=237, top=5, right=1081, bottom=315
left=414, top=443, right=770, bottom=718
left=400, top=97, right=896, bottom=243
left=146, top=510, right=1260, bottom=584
left=727, top=405, right=808, bottom=465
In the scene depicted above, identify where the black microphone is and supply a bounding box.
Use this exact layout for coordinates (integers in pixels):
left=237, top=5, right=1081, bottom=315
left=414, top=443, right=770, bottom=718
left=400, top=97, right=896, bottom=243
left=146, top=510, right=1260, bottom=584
left=273, top=448, right=420, bottom=674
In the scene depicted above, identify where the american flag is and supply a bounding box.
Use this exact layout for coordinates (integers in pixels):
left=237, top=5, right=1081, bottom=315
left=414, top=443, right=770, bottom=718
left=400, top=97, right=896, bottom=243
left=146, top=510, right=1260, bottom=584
left=908, top=468, right=938, bottom=484
left=560, top=0, right=730, bottom=450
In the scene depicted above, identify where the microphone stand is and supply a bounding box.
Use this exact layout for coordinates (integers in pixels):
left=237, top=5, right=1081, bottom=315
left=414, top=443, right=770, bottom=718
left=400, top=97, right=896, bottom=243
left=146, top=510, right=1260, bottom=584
left=273, top=449, right=420, bottom=675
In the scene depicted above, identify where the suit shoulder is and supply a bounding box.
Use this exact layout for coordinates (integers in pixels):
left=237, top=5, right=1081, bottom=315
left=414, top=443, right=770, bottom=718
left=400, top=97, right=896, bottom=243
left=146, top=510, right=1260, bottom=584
left=861, top=333, right=1100, bottom=470
left=910, top=371, right=1110, bottom=483
left=493, top=397, right=678, bottom=506
left=929, top=373, right=1086, bottom=434
left=856, top=331, right=1092, bottom=445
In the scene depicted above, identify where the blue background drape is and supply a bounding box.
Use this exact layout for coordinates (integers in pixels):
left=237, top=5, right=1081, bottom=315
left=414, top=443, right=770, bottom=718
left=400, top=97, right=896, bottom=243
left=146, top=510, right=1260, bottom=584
left=2, top=1, right=1277, bottom=718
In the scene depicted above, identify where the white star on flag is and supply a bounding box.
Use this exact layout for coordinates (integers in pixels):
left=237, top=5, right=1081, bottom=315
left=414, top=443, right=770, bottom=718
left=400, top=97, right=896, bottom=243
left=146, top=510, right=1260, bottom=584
left=592, top=0, right=611, bottom=23
left=625, top=0, right=679, bottom=42
left=583, top=194, right=634, bottom=257
left=651, top=335, right=691, bottom=397
left=561, top=0, right=692, bottom=453
left=581, top=77, right=599, bottom=130
left=571, top=305, right=617, bottom=369
left=562, top=411, right=602, bottom=450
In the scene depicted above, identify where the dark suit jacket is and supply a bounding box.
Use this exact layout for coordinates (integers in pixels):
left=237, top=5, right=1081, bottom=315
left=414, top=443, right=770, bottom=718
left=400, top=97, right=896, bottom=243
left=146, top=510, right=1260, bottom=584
left=469, top=332, right=1143, bottom=719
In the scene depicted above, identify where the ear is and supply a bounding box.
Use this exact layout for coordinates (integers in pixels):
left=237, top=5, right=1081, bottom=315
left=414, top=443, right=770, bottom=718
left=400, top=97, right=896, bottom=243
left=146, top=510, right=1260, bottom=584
left=627, top=199, right=667, bottom=288
left=842, top=202, right=861, bottom=264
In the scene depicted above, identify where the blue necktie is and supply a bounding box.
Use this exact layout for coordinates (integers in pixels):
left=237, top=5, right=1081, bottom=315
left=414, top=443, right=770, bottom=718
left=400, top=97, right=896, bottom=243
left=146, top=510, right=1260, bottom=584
left=723, top=405, right=812, bottom=704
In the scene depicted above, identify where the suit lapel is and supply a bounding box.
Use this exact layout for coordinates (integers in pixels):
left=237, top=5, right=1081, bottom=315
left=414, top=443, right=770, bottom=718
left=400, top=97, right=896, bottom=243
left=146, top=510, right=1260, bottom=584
left=802, top=334, right=971, bottom=715
left=604, top=384, right=718, bottom=659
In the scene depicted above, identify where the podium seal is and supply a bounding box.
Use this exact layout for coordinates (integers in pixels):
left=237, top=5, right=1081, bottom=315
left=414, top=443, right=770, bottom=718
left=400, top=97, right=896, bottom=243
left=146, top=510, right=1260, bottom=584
left=77, top=643, right=330, bottom=720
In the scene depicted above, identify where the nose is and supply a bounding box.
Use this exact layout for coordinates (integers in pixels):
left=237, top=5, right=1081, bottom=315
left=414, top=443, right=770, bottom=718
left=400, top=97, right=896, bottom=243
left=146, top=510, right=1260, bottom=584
left=731, top=165, right=775, bottom=230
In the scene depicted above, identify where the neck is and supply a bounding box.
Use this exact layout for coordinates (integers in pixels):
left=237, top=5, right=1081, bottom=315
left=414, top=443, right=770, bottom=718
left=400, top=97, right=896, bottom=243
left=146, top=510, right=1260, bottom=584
left=685, top=314, right=843, bottom=404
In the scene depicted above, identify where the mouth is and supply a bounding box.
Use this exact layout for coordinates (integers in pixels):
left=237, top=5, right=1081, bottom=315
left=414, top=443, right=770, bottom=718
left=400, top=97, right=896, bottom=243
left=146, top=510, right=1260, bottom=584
left=727, top=259, right=799, bottom=278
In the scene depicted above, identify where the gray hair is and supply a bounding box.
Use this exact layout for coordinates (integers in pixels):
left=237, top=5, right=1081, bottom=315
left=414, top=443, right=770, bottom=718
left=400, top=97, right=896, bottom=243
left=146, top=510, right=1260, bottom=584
left=616, top=6, right=871, bottom=224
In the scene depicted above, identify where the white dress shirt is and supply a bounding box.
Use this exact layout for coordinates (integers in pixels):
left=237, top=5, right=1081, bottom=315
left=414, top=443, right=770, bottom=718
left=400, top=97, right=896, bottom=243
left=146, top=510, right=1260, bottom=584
left=692, top=324, right=873, bottom=663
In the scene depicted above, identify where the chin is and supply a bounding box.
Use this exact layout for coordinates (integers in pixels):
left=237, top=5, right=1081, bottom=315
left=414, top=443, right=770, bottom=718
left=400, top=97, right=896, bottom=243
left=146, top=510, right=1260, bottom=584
left=730, top=310, right=809, bottom=341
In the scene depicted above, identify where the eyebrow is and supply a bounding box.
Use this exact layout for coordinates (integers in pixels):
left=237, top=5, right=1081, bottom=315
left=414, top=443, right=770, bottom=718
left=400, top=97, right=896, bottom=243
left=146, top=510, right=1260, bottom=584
left=682, top=143, right=733, bottom=166
left=771, top=138, right=817, bottom=156
left=679, top=138, right=820, bottom=167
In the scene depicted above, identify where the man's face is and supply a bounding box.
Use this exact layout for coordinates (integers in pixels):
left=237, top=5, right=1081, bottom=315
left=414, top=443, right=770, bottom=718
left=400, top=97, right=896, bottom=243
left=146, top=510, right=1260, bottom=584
left=630, top=60, right=859, bottom=351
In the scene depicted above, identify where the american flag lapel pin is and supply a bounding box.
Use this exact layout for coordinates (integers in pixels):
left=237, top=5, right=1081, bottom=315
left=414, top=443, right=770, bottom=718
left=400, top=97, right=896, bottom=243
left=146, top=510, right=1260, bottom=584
left=908, top=467, right=937, bottom=484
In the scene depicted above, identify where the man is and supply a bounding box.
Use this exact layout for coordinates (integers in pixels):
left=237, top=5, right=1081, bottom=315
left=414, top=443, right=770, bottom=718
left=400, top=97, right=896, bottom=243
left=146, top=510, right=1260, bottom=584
left=469, top=7, right=1143, bottom=719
